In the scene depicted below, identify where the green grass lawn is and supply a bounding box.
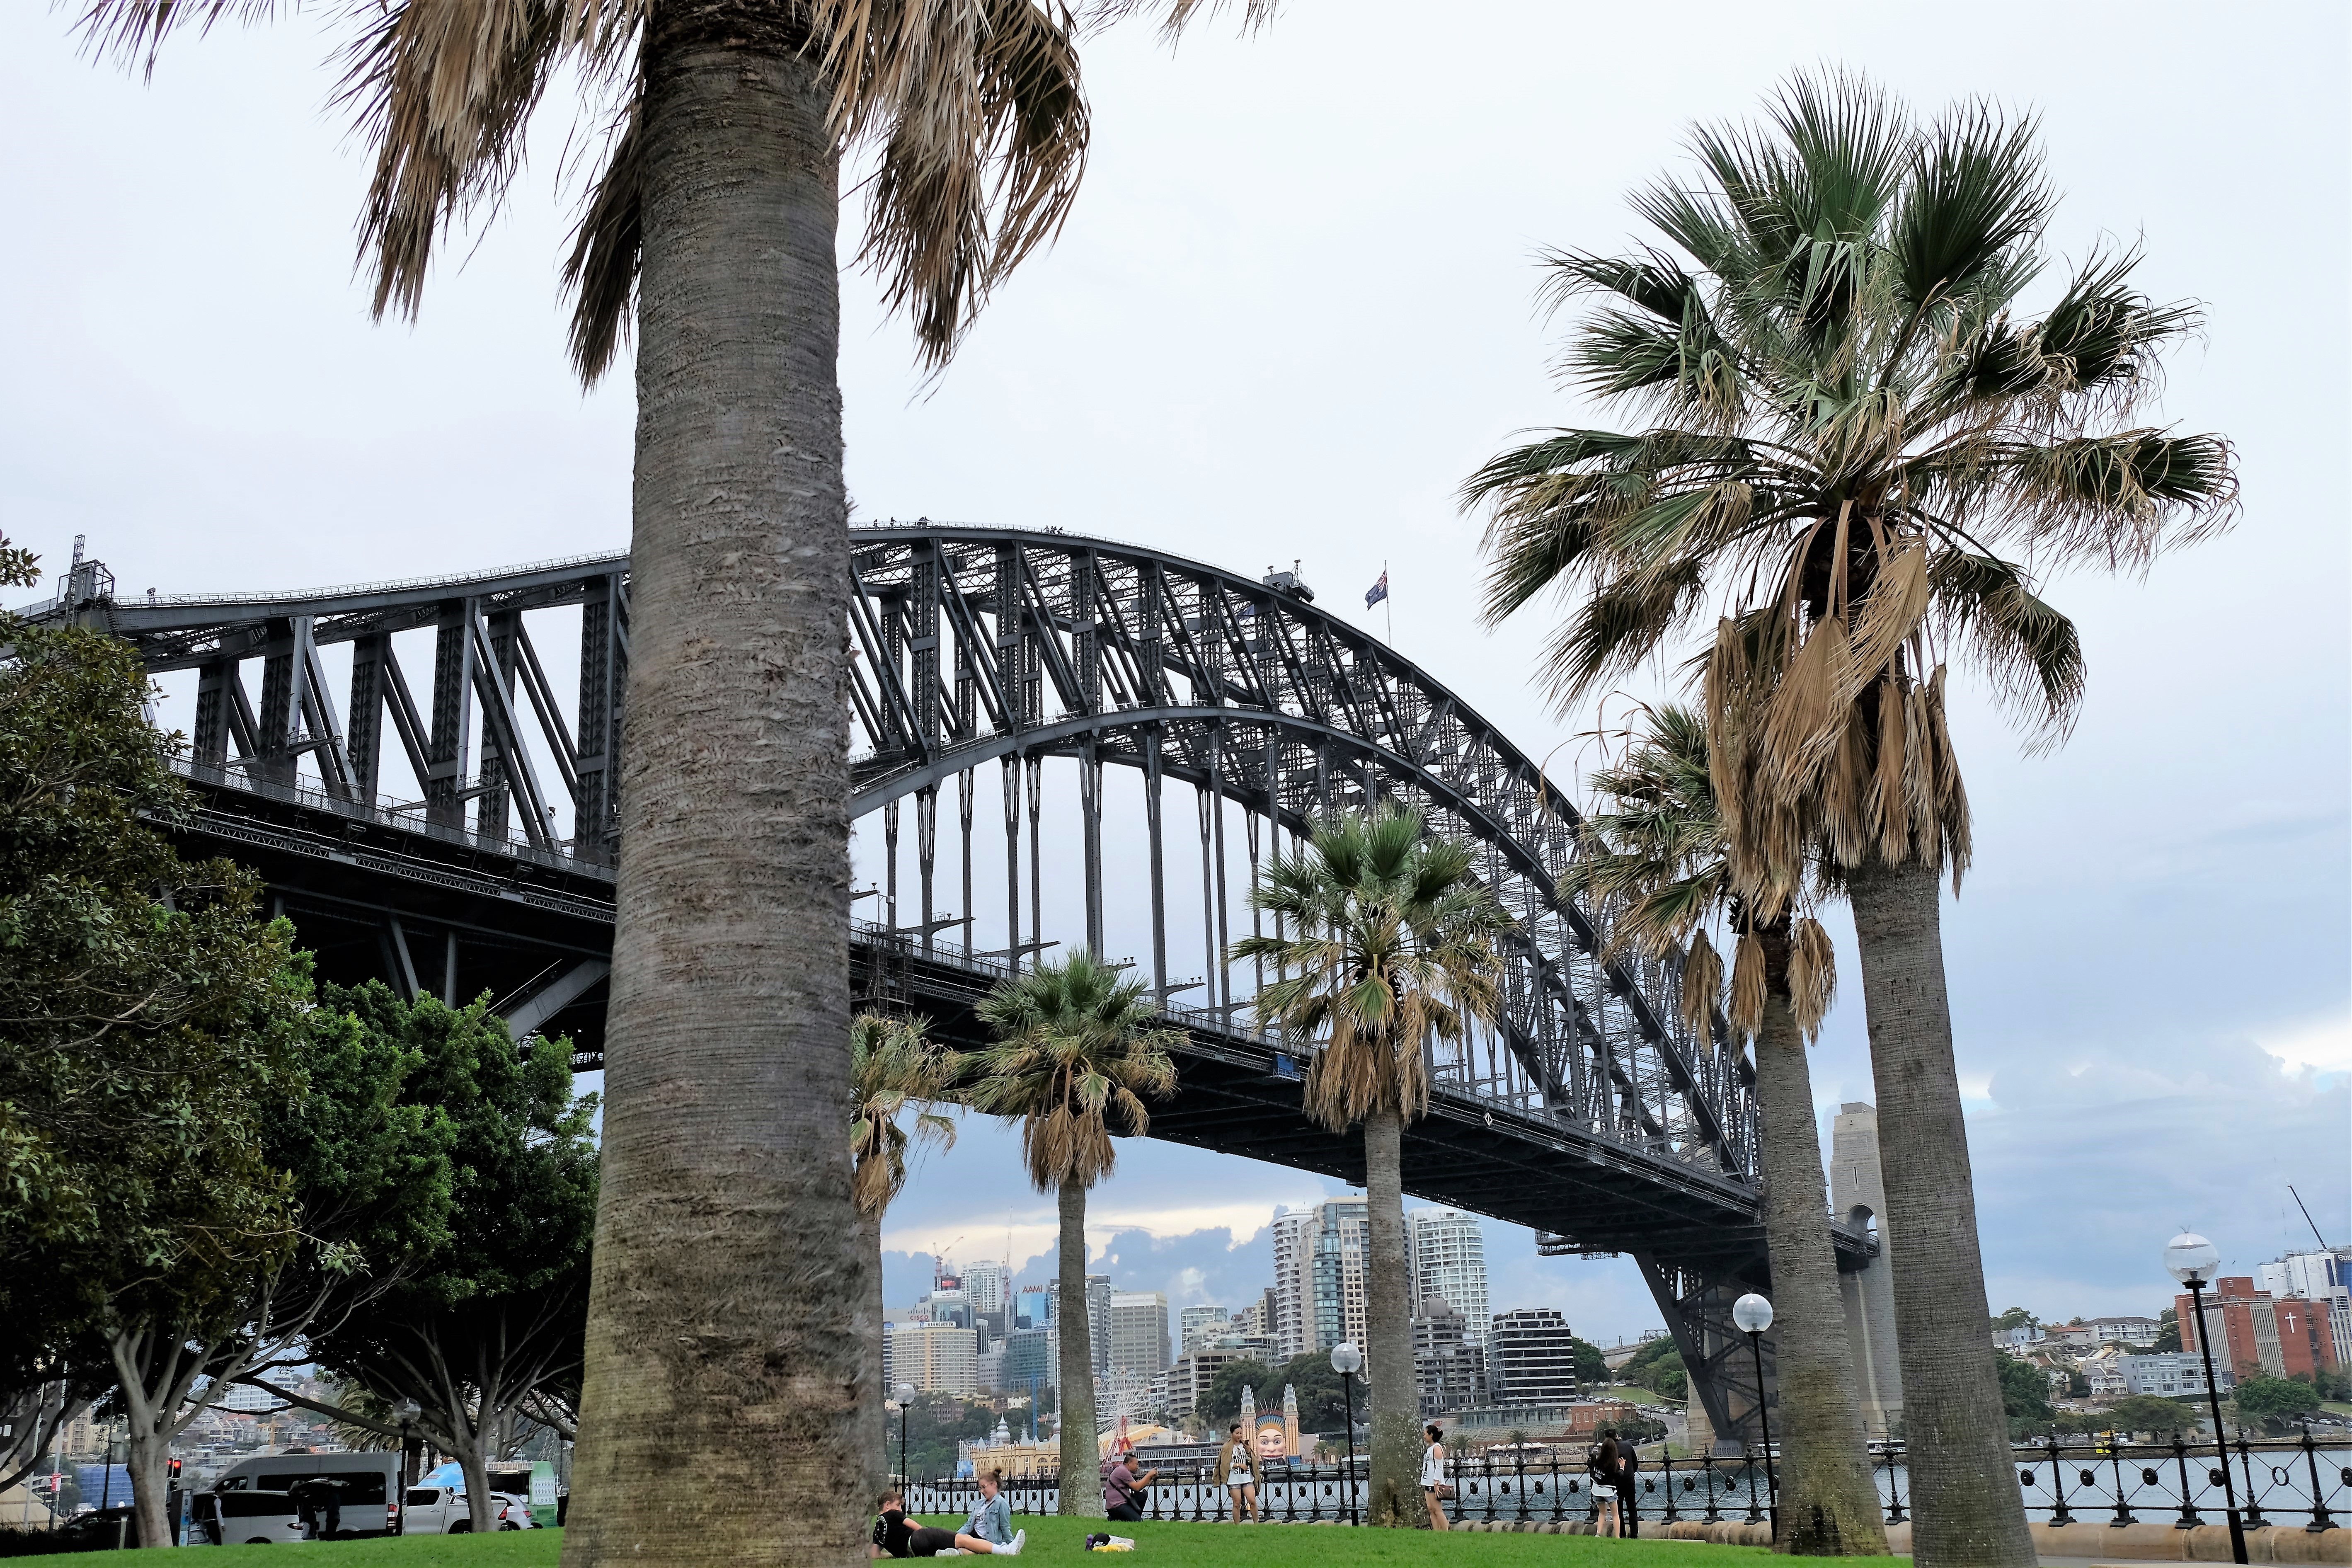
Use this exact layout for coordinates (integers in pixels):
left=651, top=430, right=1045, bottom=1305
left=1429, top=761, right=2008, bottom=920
left=182, top=1517, right=1784, bottom=1565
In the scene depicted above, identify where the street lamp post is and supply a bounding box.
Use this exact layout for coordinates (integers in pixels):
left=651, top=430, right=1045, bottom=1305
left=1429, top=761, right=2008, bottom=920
left=392, top=1399, right=421, bottom=1496
left=2166, top=1232, right=2248, bottom=1566
left=895, top=1382, right=917, bottom=1490
left=1732, top=1294, right=1778, bottom=1542
left=1331, top=1342, right=1363, bottom=1527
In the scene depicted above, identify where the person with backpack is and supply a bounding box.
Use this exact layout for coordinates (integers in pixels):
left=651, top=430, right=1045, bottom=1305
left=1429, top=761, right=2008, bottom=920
left=1586, top=1428, right=1623, bottom=1537
left=1613, top=1429, right=1642, bottom=1539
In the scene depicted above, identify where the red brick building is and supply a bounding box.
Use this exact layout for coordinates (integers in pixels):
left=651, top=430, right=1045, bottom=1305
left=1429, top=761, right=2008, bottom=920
left=2177, top=1276, right=2341, bottom=1381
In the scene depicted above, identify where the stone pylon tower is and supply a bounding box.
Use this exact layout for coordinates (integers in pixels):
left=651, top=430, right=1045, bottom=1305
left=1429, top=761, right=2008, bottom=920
left=1829, top=1101, right=1904, bottom=1437
left=1281, top=1385, right=1299, bottom=1457
left=1238, top=1384, right=1256, bottom=1437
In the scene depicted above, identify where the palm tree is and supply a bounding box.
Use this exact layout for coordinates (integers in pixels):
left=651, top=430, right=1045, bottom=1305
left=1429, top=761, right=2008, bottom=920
left=850, top=1014, right=959, bottom=1487
left=1231, top=806, right=1511, bottom=1527
left=971, top=952, right=1180, bottom=1516
left=1463, top=73, right=2235, bottom=1566
left=1568, top=705, right=1884, bottom=1556
left=84, top=5, right=1267, bottom=1561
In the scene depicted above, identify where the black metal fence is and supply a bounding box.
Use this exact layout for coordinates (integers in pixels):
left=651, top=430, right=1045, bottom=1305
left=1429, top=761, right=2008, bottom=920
left=904, top=1428, right=2348, bottom=1532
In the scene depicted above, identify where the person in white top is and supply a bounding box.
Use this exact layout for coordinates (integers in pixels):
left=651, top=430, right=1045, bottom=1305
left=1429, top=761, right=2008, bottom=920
left=1420, top=1422, right=1451, bottom=1532
left=1214, top=1422, right=1259, bottom=1522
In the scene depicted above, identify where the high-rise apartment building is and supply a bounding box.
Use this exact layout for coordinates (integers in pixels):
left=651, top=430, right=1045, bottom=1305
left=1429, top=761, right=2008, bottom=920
left=1109, top=1292, right=1171, bottom=1377
left=964, top=1260, right=1013, bottom=1320
left=2178, top=1276, right=2343, bottom=1381
left=1411, top=1299, right=1485, bottom=1417
left=1271, top=1200, right=1368, bottom=1361
left=1049, top=1273, right=1114, bottom=1377
left=1233, top=1288, right=1277, bottom=1342
left=1179, top=1305, right=1229, bottom=1353
left=1407, top=1209, right=1490, bottom=1349
left=1489, top=1309, right=1579, bottom=1406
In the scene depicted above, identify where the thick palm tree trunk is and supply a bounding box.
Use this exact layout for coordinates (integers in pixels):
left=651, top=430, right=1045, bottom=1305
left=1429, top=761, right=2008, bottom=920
left=1750, top=993, right=1889, bottom=1557
left=1057, top=1180, right=1105, bottom=1517
left=564, top=8, right=863, bottom=1567
left=1361, top=1108, right=1419, bottom=1527
left=1846, top=858, right=2033, bottom=1568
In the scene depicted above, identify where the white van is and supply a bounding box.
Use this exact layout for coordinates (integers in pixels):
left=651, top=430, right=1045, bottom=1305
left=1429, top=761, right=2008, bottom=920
left=195, top=1451, right=402, bottom=1545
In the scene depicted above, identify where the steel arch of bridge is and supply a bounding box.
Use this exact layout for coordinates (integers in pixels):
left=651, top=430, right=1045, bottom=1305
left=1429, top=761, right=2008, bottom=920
left=39, top=521, right=1881, bottom=1450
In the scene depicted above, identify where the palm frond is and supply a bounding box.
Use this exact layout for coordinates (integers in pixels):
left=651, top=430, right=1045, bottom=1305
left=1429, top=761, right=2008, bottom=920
left=1927, top=550, right=2083, bottom=746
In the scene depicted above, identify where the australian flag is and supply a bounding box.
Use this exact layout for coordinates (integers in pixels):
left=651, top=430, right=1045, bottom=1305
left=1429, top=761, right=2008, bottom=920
left=1364, top=570, right=1388, bottom=610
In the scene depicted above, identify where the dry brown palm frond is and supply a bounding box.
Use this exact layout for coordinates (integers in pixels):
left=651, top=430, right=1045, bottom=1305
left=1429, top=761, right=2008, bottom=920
left=1678, top=930, right=1722, bottom=1047
left=1727, top=929, right=1767, bottom=1040
left=1787, top=917, right=1835, bottom=1039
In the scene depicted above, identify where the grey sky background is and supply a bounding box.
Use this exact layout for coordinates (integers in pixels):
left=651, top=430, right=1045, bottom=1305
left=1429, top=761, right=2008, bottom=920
left=3, top=2, right=2344, bottom=1342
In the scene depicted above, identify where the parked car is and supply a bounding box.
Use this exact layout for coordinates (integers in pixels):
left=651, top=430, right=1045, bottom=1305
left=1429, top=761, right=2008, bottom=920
left=400, top=1482, right=538, bottom=1533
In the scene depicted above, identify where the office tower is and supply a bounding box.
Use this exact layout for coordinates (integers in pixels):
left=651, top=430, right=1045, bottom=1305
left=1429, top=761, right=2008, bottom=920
left=964, top=1259, right=1013, bottom=1320
left=1411, top=1299, right=1485, bottom=1416
left=1271, top=1199, right=1370, bottom=1361
left=1002, top=1325, right=1055, bottom=1391
left=1014, top=1285, right=1051, bottom=1331
left=924, top=1286, right=972, bottom=1330
left=1489, top=1308, right=1579, bottom=1406
left=1407, top=1209, right=1490, bottom=1349
left=1109, top=1292, right=1171, bottom=1376
left=1048, top=1274, right=1115, bottom=1377
left=1179, top=1305, right=1229, bottom=1353
left=895, top=1322, right=980, bottom=1396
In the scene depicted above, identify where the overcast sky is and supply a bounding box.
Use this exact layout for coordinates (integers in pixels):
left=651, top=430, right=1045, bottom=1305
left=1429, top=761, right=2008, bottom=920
left=4, top=2, right=2344, bottom=1343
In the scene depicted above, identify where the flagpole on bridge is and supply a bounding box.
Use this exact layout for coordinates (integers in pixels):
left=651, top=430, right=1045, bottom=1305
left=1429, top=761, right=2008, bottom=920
left=1383, top=559, right=1392, bottom=645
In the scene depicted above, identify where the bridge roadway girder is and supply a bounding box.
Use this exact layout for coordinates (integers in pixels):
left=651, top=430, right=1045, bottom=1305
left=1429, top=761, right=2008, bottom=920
left=171, top=771, right=1826, bottom=1274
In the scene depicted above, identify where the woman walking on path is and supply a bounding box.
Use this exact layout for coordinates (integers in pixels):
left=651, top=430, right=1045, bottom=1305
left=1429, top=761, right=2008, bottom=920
left=1419, top=1425, right=1451, bottom=1532
left=1216, top=1423, right=1259, bottom=1522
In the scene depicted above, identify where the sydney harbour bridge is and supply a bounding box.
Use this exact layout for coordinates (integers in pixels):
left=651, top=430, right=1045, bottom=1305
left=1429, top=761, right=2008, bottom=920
left=34, top=523, right=1880, bottom=1450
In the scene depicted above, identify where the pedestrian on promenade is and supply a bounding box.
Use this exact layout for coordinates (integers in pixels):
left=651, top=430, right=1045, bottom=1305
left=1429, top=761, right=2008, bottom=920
left=1613, top=1429, right=1641, bottom=1540
left=1215, top=1422, right=1259, bottom=1522
left=1587, top=1429, right=1623, bottom=1538
left=1419, top=1423, right=1451, bottom=1532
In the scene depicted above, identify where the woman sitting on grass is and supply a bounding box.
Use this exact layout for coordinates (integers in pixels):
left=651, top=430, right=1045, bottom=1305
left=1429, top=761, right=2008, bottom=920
left=869, top=1483, right=1025, bottom=1557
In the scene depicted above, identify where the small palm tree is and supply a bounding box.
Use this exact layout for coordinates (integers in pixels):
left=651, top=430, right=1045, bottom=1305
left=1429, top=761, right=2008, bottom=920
left=850, top=1013, right=959, bottom=1488
left=1569, top=706, right=1885, bottom=1556
left=1231, top=806, right=1511, bottom=1527
left=971, top=953, right=1179, bottom=1516
left=1465, top=72, right=2234, bottom=1566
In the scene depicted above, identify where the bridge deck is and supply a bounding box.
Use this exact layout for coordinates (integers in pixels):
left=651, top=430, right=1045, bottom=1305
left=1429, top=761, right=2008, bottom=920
left=166, top=761, right=1858, bottom=1274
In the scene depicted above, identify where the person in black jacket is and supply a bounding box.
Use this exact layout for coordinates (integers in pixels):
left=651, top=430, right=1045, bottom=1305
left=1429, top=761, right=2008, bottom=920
left=868, top=1487, right=959, bottom=1558
left=1587, top=1430, right=1622, bottom=1537
left=1613, top=1430, right=1641, bottom=1539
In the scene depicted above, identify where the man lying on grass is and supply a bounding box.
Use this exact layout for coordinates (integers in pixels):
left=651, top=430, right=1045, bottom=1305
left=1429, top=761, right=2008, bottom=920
left=870, top=1476, right=1026, bottom=1558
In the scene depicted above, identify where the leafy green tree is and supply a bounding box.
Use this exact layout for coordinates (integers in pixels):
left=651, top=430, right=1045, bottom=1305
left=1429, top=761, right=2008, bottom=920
left=1992, top=1308, right=2040, bottom=1334
left=1638, top=1350, right=1689, bottom=1402
left=1565, top=707, right=1885, bottom=1553
left=1234, top=806, right=1511, bottom=1527
left=260, top=985, right=598, bottom=1533
left=972, top=953, right=1180, bottom=1515
left=0, top=606, right=378, bottom=1544
left=108, top=986, right=457, bottom=1545
left=2153, top=1309, right=2182, bottom=1353
left=1272, top=1352, right=1352, bottom=1435
left=1569, top=1337, right=1610, bottom=1391
left=851, top=1014, right=958, bottom=1483
left=1465, top=72, right=2234, bottom=1568
left=1996, top=1355, right=2053, bottom=1433
left=2232, top=1374, right=2323, bottom=1433
left=2100, top=1394, right=2193, bottom=1438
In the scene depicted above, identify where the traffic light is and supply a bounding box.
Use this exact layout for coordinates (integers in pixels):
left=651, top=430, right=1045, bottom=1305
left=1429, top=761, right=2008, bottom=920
left=167, top=1458, right=183, bottom=1485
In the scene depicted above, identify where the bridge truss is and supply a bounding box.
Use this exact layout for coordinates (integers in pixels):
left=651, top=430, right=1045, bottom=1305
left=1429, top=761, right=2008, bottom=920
left=31, top=523, right=1876, bottom=1449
